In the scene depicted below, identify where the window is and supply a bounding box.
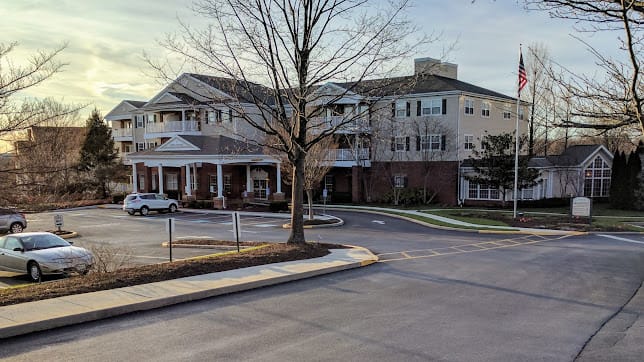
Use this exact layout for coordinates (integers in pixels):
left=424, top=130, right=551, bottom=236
left=135, top=115, right=144, bottom=128
left=395, top=101, right=409, bottom=117
left=394, top=175, right=406, bottom=188
left=166, top=173, right=178, bottom=191
left=517, top=187, right=534, bottom=200
left=481, top=102, right=490, bottom=117
left=136, top=142, right=145, bottom=152
left=146, top=142, right=157, bottom=150
left=419, top=134, right=444, bottom=151
left=583, top=156, right=611, bottom=197
left=324, top=175, right=334, bottom=192
left=468, top=183, right=500, bottom=200
left=503, top=110, right=512, bottom=119
left=394, top=136, right=407, bottom=152
left=209, top=175, right=218, bottom=195
left=464, top=134, right=474, bottom=150
left=147, top=114, right=156, bottom=124
left=519, top=107, right=525, bottom=120
left=138, top=175, right=145, bottom=191
left=422, top=98, right=443, bottom=115
left=222, top=109, right=232, bottom=123
left=207, top=111, right=216, bottom=124
left=124, top=144, right=132, bottom=153
left=464, top=99, right=474, bottom=115
left=223, top=174, right=232, bottom=194
left=151, top=173, right=157, bottom=191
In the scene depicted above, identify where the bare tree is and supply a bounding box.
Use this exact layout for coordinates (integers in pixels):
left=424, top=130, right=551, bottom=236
left=151, top=0, right=428, bottom=244
left=412, top=117, right=453, bottom=204
left=525, top=1, right=644, bottom=136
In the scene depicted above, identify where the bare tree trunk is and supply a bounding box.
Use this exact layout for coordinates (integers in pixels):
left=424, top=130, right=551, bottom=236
left=306, top=189, right=314, bottom=221
left=288, top=155, right=306, bottom=244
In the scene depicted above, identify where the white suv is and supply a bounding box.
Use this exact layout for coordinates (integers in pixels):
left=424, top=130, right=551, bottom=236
left=123, top=193, right=179, bottom=216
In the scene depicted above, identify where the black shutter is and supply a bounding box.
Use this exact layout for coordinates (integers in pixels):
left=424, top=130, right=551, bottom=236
left=416, top=136, right=421, bottom=151
left=405, top=136, right=410, bottom=151
left=406, top=102, right=411, bottom=117
left=391, top=103, right=395, bottom=117
left=416, top=101, right=421, bottom=116
left=228, top=109, right=233, bottom=121
left=442, top=99, right=447, bottom=115
left=391, top=137, right=395, bottom=151
left=441, top=135, right=447, bottom=150
left=404, top=176, right=408, bottom=188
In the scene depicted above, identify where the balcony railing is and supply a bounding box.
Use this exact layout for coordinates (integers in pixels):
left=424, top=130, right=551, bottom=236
left=311, top=116, right=370, bottom=133
left=324, top=148, right=370, bottom=161
left=112, top=128, right=133, bottom=139
left=145, top=120, right=199, bottom=134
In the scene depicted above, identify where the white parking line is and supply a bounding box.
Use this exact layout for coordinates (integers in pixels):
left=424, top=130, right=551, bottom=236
left=598, top=234, right=644, bottom=245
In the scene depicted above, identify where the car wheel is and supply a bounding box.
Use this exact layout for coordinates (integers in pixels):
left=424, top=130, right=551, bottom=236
left=140, top=206, right=149, bottom=216
left=169, top=204, right=177, bottom=213
left=27, top=261, right=42, bottom=283
left=127, top=210, right=135, bottom=215
left=9, top=222, right=24, bottom=234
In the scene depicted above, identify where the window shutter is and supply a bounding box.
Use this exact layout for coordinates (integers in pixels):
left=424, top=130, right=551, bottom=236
left=391, top=103, right=395, bottom=117
left=441, top=135, right=447, bottom=150
left=404, top=176, right=408, bottom=188
left=442, top=99, right=447, bottom=115
left=391, top=137, right=395, bottom=151
left=416, top=136, right=421, bottom=151
left=406, top=102, right=411, bottom=117
left=228, top=109, right=233, bottom=122
left=416, top=101, right=421, bottom=116
left=405, top=136, right=410, bottom=151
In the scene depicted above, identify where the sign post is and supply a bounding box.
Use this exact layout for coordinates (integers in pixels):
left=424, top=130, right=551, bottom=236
left=54, top=214, right=64, bottom=233
left=166, top=218, right=175, bottom=262
left=322, top=188, right=328, bottom=214
left=232, top=212, right=241, bottom=252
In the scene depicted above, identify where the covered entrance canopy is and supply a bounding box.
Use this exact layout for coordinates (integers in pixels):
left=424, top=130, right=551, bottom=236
left=127, top=135, right=282, bottom=202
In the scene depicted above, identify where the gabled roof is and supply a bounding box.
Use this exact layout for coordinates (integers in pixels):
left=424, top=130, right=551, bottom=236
left=527, top=145, right=611, bottom=168
left=334, top=73, right=516, bottom=100
left=128, top=135, right=262, bottom=157
left=187, top=73, right=276, bottom=106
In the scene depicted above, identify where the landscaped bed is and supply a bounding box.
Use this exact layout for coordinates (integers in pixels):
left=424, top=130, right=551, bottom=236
left=0, top=241, right=343, bottom=307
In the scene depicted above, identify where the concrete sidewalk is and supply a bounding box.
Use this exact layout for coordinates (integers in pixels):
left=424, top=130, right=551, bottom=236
left=0, top=246, right=377, bottom=339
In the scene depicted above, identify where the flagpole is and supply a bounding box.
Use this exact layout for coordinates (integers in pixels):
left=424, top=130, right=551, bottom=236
left=513, top=45, right=522, bottom=219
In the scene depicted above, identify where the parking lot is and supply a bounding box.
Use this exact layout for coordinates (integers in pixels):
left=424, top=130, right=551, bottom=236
left=0, top=207, right=292, bottom=288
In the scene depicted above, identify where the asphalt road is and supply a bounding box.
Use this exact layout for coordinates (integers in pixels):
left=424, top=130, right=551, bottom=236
left=1, top=208, right=643, bottom=361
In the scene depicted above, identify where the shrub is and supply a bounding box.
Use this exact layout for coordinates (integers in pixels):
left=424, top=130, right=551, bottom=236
left=270, top=200, right=289, bottom=212
left=112, top=193, right=126, bottom=204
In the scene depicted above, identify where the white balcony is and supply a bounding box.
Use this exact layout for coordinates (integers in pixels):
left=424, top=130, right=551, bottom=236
left=144, top=121, right=201, bottom=139
left=310, top=116, right=370, bottom=134
left=112, top=128, right=133, bottom=141
left=323, top=148, right=370, bottom=167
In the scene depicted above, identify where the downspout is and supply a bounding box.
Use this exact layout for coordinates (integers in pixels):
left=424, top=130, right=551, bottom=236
left=456, top=93, right=462, bottom=205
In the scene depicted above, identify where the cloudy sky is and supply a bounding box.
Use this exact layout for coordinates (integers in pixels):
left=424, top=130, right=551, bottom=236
left=2, top=0, right=623, bottom=121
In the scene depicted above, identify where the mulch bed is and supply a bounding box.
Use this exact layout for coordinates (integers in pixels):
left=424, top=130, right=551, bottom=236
left=0, top=242, right=342, bottom=307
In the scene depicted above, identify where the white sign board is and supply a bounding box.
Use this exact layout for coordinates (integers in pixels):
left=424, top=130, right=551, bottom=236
left=571, top=197, right=592, bottom=217
left=54, top=214, right=64, bottom=228
left=165, top=218, right=176, bottom=233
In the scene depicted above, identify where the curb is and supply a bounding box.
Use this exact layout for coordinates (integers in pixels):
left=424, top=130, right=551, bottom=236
left=0, top=246, right=378, bottom=339
left=282, top=215, right=345, bottom=229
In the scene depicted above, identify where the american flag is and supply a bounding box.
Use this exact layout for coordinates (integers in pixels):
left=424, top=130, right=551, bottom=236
left=518, top=52, right=527, bottom=94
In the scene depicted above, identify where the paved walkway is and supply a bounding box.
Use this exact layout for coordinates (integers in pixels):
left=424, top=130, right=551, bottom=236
left=0, top=246, right=377, bottom=339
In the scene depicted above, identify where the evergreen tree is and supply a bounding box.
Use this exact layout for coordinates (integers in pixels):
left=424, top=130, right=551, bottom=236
left=79, top=109, right=119, bottom=198
left=626, top=150, right=642, bottom=210
left=609, top=151, right=626, bottom=209
left=465, top=131, right=540, bottom=207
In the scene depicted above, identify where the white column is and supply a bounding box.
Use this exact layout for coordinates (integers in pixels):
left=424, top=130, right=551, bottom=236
left=246, top=165, right=252, bottom=192
left=276, top=163, right=282, bottom=193
left=185, top=163, right=192, bottom=196
left=158, top=165, right=164, bottom=195
left=217, top=164, right=223, bottom=197
left=132, top=163, right=138, bottom=193
left=192, top=163, right=197, bottom=191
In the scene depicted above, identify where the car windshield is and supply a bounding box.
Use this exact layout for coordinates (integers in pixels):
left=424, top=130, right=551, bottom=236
left=19, top=234, right=70, bottom=251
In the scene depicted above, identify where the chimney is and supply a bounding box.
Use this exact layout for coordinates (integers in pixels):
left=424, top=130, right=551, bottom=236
left=414, top=57, right=458, bottom=79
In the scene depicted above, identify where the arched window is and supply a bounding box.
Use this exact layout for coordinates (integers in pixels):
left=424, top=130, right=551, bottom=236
left=583, top=156, right=611, bottom=197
